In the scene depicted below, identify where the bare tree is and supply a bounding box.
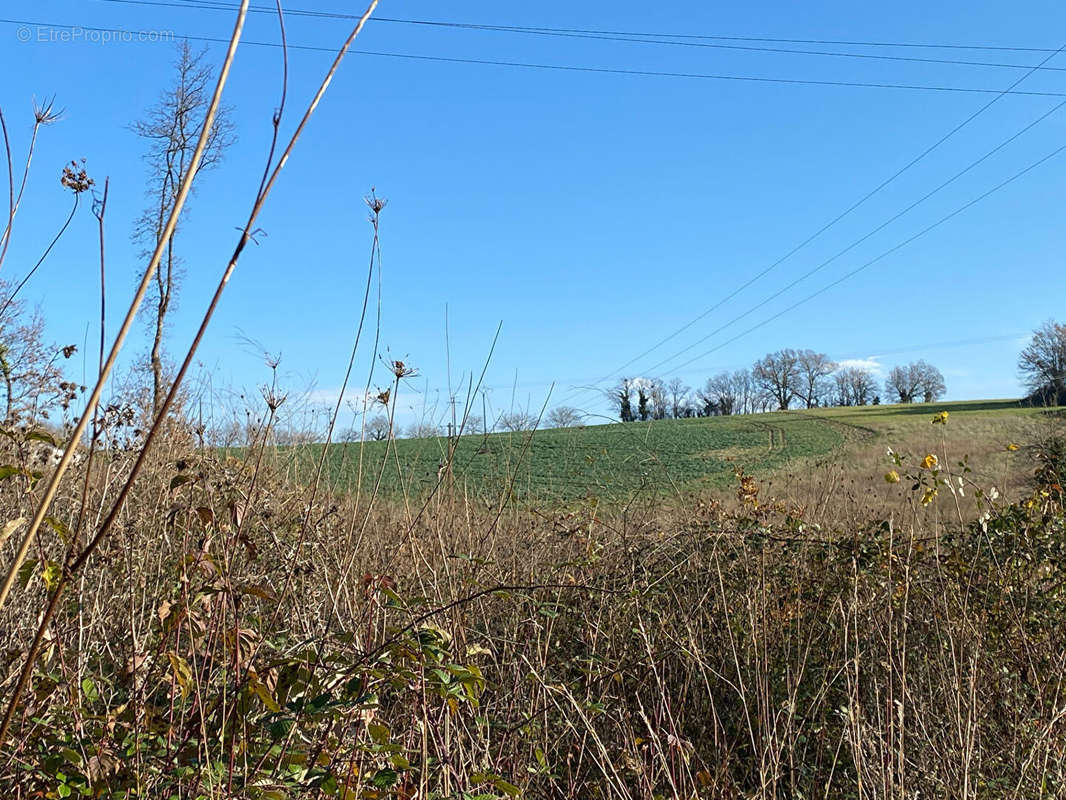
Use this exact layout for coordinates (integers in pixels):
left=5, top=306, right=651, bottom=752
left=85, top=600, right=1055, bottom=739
left=498, top=411, right=537, bottom=432
left=833, top=366, right=877, bottom=407
left=547, top=406, right=582, bottom=428
left=753, top=349, right=800, bottom=411
left=700, top=372, right=737, bottom=416
left=0, top=280, right=74, bottom=425
left=1019, top=320, right=1066, bottom=404
left=915, top=361, right=946, bottom=403
left=365, top=414, right=392, bottom=441
left=405, top=421, right=442, bottom=439
left=133, top=41, right=234, bottom=414
left=666, top=377, right=689, bottom=418
left=885, top=361, right=944, bottom=404
left=649, top=379, right=668, bottom=420
left=884, top=364, right=921, bottom=404
left=795, top=350, right=836, bottom=408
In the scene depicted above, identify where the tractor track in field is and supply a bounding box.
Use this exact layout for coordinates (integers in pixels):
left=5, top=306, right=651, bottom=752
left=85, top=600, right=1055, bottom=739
left=790, top=410, right=880, bottom=443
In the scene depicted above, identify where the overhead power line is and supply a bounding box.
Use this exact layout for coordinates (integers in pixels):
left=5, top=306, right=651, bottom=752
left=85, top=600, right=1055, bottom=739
left=108, top=0, right=1064, bottom=54
left=556, top=38, right=1066, bottom=405
left=8, top=14, right=1066, bottom=95
left=95, top=0, right=1066, bottom=73
left=631, top=95, right=1066, bottom=379
left=664, top=139, right=1066, bottom=377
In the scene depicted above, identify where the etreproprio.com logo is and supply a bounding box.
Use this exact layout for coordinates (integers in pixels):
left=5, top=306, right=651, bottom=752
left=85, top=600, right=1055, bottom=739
left=17, top=25, right=176, bottom=44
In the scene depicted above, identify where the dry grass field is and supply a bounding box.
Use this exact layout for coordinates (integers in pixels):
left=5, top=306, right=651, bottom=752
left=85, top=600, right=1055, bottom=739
left=1, top=397, right=1063, bottom=798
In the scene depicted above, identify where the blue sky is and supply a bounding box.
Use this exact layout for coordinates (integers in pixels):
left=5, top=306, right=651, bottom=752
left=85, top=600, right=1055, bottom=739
left=1, top=0, right=1064, bottom=431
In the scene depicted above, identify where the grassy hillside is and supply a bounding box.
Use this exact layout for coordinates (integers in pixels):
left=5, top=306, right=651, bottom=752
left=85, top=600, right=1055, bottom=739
left=279, top=398, right=1038, bottom=504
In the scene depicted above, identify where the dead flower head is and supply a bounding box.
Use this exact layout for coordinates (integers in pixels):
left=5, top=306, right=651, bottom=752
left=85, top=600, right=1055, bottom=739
left=33, top=96, right=64, bottom=125
left=61, top=159, right=94, bottom=194
left=390, top=360, right=417, bottom=379
left=365, top=187, right=387, bottom=216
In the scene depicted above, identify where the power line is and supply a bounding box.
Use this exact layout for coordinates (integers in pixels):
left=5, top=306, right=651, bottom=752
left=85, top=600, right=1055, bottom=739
left=8, top=15, right=1066, bottom=96
left=104, top=0, right=1065, bottom=55
left=94, top=0, right=1066, bottom=74
left=653, top=333, right=1027, bottom=383
left=556, top=39, right=1065, bottom=405
left=665, top=139, right=1066, bottom=377
left=631, top=95, right=1066, bottom=379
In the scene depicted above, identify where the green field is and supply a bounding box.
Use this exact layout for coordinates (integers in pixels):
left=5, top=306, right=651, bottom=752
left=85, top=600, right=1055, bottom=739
left=279, top=398, right=1037, bottom=504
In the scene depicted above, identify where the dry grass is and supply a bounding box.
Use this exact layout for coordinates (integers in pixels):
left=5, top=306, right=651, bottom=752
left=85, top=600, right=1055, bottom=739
left=0, top=406, right=1063, bottom=798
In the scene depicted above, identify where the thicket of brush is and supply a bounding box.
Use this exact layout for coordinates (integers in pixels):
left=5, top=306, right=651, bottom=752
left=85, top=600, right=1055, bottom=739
left=1, top=411, right=1064, bottom=798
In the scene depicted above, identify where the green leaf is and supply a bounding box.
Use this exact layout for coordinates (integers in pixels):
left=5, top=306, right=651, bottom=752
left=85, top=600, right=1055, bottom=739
left=17, top=558, right=37, bottom=589
left=367, top=722, right=390, bottom=744
left=494, top=778, right=521, bottom=796
left=43, top=516, right=72, bottom=546
left=25, top=430, right=59, bottom=447
left=80, top=677, right=98, bottom=703
left=250, top=677, right=281, bottom=713
left=169, top=474, right=194, bottom=490
left=371, top=769, right=398, bottom=789
left=42, top=561, right=62, bottom=592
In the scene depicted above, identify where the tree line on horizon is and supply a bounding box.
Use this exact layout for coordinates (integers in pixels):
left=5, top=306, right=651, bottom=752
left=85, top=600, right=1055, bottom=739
left=604, top=349, right=946, bottom=423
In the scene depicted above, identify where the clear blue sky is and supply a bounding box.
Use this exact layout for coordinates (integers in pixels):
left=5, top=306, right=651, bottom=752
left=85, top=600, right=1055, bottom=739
left=2, top=1, right=1064, bottom=431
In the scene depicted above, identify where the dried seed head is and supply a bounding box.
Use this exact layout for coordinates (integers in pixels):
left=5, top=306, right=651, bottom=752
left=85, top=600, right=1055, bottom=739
left=365, top=188, right=387, bottom=216
left=33, top=96, right=64, bottom=125
left=60, top=159, right=94, bottom=194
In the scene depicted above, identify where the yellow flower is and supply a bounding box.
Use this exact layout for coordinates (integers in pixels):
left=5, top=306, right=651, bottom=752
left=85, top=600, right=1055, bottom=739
left=931, top=411, right=949, bottom=425
left=884, top=470, right=900, bottom=484
left=1006, top=443, right=1019, bottom=452
left=920, top=487, right=938, bottom=506
left=921, top=454, right=939, bottom=470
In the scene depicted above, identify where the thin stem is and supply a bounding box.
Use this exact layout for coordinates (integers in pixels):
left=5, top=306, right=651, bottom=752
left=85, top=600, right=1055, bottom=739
left=0, top=1, right=252, bottom=746
left=0, top=191, right=80, bottom=323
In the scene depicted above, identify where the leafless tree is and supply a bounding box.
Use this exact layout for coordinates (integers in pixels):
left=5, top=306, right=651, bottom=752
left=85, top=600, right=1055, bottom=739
left=364, top=414, right=392, bottom=441
left=795, top=349, right=836, bottom=408
left=648, top=379, right=668, bottom=420
left=133, top=41, right=235, bottom=414
left=833, top=366, right=877, bottom=407
left=1019, top=320, right=1066, bottom=404
left=666, top=377, right=689, bottom=418
left=0, top=280, right=75, bottom=425
left=700, top=372, right=737, bottom=416
left=547, top=406, right=582, bottom=428
left=885, top=361, right=945, bottom=404
left=885, top=365, right=920, bottom=404
left=915, top=362, right=946, bottom=403
left=405, top=421, right=442, bottom=439
left=460, top=414, right=484, bottom=435
left=498, top=411, right=538, bottom=432
left=753, top=349, right=800, bottom=411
